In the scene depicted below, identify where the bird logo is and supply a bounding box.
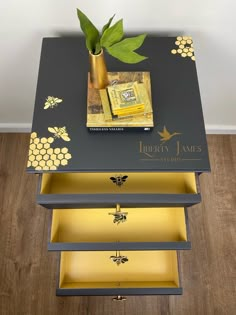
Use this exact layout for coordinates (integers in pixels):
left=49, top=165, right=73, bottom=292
left=158, top=126, right=181, bottom=144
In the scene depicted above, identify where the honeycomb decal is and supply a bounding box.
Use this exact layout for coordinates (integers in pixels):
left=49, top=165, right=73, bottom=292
left=27, top=132, right=72, bottom=171
left=171, top=36, right=195, bottom=61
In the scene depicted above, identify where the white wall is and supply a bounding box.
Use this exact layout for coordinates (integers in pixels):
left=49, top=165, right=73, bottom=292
left=0, top=0, right=235, bottom=132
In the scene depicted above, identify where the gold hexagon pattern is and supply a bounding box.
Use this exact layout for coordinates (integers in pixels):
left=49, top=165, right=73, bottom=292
left=27, top=132, right=72, bottom=171
left=171, top=36, right=195, bottom=61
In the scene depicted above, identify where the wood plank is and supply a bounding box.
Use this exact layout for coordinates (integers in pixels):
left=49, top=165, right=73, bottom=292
left=0, top=134, right=235, bottom=315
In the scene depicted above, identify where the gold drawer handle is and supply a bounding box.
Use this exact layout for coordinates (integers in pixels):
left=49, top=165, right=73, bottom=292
left=110, top=250, right=129, bottom=266
left=112, top=295, right=127, bottom=301
left=108, top=204, right=128, bottom=225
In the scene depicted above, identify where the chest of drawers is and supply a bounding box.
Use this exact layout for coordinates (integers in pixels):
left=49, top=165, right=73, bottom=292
left=27, top=36, right=210, bottom=298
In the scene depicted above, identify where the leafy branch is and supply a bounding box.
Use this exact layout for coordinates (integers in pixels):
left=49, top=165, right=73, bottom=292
left=77, top=8, right=148, bottom=64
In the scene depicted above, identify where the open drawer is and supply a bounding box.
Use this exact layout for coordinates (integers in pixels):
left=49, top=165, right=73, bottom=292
left=48, top=207, right=191, bottom=251
left=37, top=172, right=200, bottom=208
left=57, top=250, right=182, bottom=296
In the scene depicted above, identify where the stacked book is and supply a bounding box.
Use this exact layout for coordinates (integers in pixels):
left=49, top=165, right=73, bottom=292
left=87, top=72, right=154, bottom=132
left=107, top=81, right=145, bottom=117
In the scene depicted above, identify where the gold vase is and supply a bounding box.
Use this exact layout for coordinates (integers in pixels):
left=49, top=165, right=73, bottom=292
left=89, top=50, right=109, bottom=89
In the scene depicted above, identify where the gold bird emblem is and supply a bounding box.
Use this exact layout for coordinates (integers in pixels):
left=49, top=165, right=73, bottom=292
left=158, top=126, right=181, bottom=144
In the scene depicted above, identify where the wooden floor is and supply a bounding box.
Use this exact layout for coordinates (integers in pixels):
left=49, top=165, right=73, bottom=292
left=0, top=134, right=235, bottom=315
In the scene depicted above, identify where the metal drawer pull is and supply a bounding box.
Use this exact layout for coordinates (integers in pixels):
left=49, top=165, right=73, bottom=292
left=108, top=204, right=128, bottom=225
left=110, top=250, right=129, bottom=266
left=112, top=296, right=127, bottom=301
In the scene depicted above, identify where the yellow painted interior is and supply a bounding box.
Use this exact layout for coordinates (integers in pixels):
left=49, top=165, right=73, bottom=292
left=51, top=208, right=187, bottom=243
left=41, top=172, right=197, bottom=194
left=59, top=251, right=179, bottom=288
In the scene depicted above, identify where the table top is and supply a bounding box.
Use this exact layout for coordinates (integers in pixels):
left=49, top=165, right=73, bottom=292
left=27, top=36, right=210, bottom=173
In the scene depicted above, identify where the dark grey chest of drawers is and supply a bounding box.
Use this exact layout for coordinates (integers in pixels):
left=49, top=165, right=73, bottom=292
left=27, top=36, right=210, bottom=298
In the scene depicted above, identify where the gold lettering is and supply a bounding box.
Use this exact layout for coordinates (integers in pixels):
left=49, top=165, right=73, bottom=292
left=181, top=145, right=202, bottom=153
left=139, top=141, right=142, bottom=153
left=139, top=141, right=169, bottom=158
left=176, top=141, right=180, bottom=156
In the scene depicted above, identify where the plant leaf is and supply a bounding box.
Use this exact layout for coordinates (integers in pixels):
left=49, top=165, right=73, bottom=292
left=113, top=34, right=147, bottom=51
left=76, top=8, right=100, bottom=53
left=95, top=42, right=102, bottom=55
left=106, top=34, right=148, bottom=63
left=101, top=19, right=124, bottom=48
left=107, top=47, right=147, bottom=63
left=102, top=14, right=115, bottom=35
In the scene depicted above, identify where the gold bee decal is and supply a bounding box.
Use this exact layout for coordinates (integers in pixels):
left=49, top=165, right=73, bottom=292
left=48, top=127, right=71, bottom=141
left=171, top=36, right=195, bottom=61
left=44, top=96, right=63, bottom=109
left=158, top=126, right=181, bottom=144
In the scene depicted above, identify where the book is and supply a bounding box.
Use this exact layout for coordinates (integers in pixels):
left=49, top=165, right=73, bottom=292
left=87, top=72, right=154, bottom=132
left=107, top=81, right=145, bottom=116
left=100, top=89, right=145, bottom=120
left=100, top=83, right=153, bottom=121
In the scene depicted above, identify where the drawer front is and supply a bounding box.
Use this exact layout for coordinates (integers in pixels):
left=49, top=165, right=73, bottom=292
left=48, top=207, right=191, bottom=251
left=37, top=172, right=201, bottom=208
left=56, top=251, right=182, bottom=296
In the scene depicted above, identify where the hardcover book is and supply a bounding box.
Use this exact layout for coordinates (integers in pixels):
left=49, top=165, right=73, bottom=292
left=107, top=81, right=145, bottom=116
left=86, top=72, right=154, bottom=131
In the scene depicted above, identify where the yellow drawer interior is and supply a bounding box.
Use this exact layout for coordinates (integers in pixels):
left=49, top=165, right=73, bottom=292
left=51, top=208, right=187, bottom=243
left=59, top=251, right=179, bottom=289
left=41, top=172, right=197, bottom=194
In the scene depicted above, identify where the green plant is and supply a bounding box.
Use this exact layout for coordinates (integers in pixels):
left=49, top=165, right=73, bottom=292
left=76, top=8, right=148, bottom=64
